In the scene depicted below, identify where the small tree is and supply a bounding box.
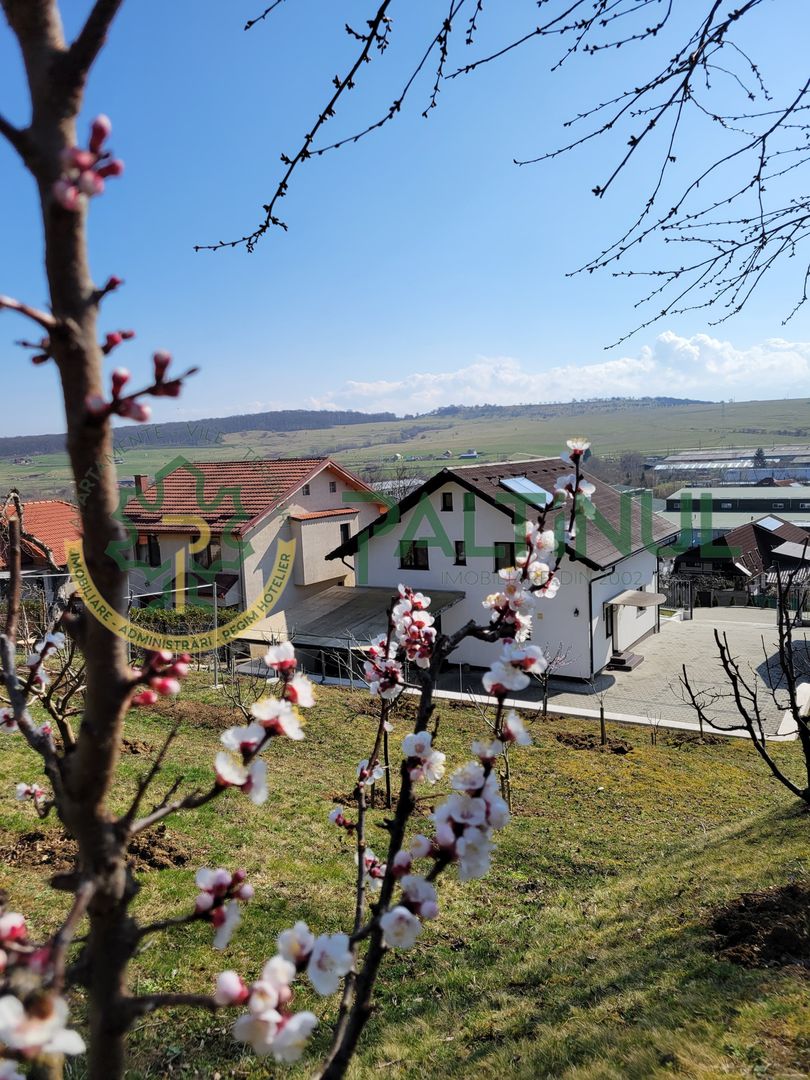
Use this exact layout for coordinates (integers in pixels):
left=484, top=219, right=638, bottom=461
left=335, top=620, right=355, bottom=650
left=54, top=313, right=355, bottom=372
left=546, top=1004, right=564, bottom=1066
left=681, top=564, right=810, bottom=803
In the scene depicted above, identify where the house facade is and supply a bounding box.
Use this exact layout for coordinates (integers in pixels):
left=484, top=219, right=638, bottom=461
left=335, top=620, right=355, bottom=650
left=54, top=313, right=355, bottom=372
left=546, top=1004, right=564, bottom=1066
left=122, top=458, right=385, bottom=637
left=0, top=498, right=81, bottom=606
left=327, top=459, right=677, bottom=679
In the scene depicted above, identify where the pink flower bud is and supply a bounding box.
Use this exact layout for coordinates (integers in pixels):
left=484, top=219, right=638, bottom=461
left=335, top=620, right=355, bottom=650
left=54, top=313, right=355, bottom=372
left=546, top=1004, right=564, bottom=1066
left=105, top=332, right=124, bottom=351
left=97, top=158, right=124, bottom=178
left=89, top=114, right=112, bottom=153
left=111, top=367, right=130, bottom=395
left=231, top=868, right=247, bottom=884
left=62, top=147, right=96, bottom=173
left=118, top=399, right=152, bottom=422
left=166, top=661, right=190, bottom=679
left=27, top=946, right=53, bottom=974
left=392, top=851, right=412, bottom=876
left=32, top=354, right=50, bottom=365
left=132, top=689, right=158, bottom=707
left=120, top=329, right=136, bottom=340
left=78, top=170, right=105, bottom=197
left=153, top=649, right=174, bottom=665
left=153, top=350, right=171, bottom=380
left=85, top=392, right=110, bottom=417
left=104, top=275, right=124, bottom=291
left=52, top=179, right=82, bottom=211
left=214, top=970, right=249, bottom=1006
left=236, top=883, right=254, bottom=901
left=150, top=676, right=181, bottom=697
left=195, top=892, right=215, bottom=913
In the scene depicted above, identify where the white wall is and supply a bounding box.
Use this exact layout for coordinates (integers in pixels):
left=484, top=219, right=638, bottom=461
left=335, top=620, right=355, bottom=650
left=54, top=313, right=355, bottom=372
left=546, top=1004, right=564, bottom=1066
left=241, top=464, right=382, bottom=643
left=353, top=480, right=660, bottom=678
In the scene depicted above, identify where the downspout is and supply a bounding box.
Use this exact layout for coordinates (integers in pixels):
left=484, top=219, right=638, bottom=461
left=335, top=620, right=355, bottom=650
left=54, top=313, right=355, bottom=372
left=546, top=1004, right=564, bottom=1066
left=588, top=565, right=617, bottom=677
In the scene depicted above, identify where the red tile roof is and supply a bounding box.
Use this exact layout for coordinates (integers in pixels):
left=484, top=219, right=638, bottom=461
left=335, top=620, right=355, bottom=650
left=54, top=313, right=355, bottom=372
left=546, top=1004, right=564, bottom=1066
left=1, top=500, right=82, bottom=568
left=124, top=459, right=375, bottom=535
left=289, top=507, right=359, bottom=521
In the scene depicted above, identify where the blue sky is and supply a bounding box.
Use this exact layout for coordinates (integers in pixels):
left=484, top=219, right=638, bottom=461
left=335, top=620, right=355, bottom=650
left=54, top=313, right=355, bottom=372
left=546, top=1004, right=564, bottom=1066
left=1, top=0, right=808, bottom=435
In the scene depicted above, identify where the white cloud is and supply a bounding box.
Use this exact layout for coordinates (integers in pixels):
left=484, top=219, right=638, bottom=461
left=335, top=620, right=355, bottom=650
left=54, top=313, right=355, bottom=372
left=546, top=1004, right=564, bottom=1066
left=304, top=331, right=810, bottom=415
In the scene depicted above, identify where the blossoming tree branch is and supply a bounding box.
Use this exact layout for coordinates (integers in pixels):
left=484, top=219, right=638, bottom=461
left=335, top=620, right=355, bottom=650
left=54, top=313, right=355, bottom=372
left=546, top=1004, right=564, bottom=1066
left=0, top=2, right=599, bottom=1077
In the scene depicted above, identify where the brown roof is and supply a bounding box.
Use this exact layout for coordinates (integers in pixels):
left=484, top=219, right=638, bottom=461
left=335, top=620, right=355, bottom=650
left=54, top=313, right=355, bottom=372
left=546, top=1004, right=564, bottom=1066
left=328, top=458, right=677, bottom=570
left=124, top=459, right=374, bottom=536
left=1, top=499, right=81, bottom=568
left=290, top=507, right=359, bottom=521
left=454, top=459, right=677, bottom=568
left=709, top=516, right=810, bottom=576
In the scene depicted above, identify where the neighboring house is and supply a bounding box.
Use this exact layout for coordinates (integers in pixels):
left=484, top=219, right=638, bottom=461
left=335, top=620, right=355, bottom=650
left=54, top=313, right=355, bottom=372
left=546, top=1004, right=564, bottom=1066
left=122, top=457, right=385, bottom=638
left=662, top=485, right=810, bottom=543
left=0, top=499, right=81, bottom=604
left=326, top=459, right=677, bottom=679
left=674, top=515, right=809, bottom=586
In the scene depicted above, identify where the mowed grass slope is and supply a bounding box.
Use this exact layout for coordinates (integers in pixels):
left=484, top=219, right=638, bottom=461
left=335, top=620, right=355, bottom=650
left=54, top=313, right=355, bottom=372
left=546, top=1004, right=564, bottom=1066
left=5, top=395, right=810, bottom=499
left=1, top=679, right=808, bottom=1078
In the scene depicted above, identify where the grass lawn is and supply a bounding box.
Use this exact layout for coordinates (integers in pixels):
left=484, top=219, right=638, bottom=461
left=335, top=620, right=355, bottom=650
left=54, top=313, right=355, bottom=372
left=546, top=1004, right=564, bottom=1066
left=1, top=676, right=808, bottom=1079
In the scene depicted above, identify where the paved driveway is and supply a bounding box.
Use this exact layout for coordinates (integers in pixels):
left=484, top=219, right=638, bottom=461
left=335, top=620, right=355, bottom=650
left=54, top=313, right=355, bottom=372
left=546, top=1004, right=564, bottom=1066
left=543, top=607, right=810, bottom=736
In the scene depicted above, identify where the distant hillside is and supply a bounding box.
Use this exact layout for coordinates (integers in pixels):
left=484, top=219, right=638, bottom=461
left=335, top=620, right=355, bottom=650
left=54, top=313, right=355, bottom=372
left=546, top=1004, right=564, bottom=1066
left=422, top=397, right=713, bottom=420
left=0, top=398, right=711, bottom=459
left=0, top=408, right=397, bottom=458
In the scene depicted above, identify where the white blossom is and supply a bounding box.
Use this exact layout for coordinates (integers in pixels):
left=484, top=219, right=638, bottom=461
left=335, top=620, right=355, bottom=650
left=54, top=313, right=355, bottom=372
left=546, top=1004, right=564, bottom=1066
left=380, top=906, right=422, bottom=949
left=270, top=1011, right=319, bottom=1063
left=0, top=994, right=85, bottom=1056
left=456, top=827, right=495, bottom=881
left=213, top=900, right=242, bottom=949
left=277, top=921, right=315, bottom=967
left=503, top=710, right=532, bottom=746
left=307, top=933, right=353, bottom=996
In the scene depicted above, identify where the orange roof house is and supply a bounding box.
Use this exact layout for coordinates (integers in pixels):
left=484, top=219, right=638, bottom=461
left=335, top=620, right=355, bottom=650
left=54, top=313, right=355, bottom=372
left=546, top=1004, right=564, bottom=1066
left=0, top=499, right=82, bottom=571
left=121, top=457, right=386, bottom=635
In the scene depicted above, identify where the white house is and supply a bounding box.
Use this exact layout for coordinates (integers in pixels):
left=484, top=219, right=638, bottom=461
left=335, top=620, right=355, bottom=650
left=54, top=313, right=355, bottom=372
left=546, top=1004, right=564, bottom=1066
left=325, top=459, right=678, bottom=679
left=122, top=457, right=385, bottom=641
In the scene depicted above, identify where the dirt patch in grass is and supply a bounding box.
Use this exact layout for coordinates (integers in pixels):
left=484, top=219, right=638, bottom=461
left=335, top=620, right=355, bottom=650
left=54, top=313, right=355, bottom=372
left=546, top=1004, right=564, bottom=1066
left=554, top=731, right=634, bottom=754
left=0, top=824, right=191, bottom=875
left=710, top=883, right=810, bottom=970
left=665, top=732, right=725, bottom=748
left=149, top=698, right=238, bottom=731
left=122, top=736, right=154, bottom=755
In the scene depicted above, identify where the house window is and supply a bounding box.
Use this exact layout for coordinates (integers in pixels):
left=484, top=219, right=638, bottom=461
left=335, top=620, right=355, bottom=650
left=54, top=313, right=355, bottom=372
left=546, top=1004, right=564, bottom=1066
left=339, top=522, right=351, bottom=545
left=399, top=540, right=430, bottom=571
left=441, top=492, right=453, bottom=512
left=772, top=502, right=785, bottom=510
left=454, top=540, right=466, bottom=566
left=302, top=484, right=311, bottom=496
left=493, top=542, right=516, bottom=572
left=329, top=481, right=337, bottom=493
left=604, top=603, right=614, bottom=640
left=134, top=538, right=147, bottom=565
left=671, top=501, right=681, bottom=509
left=147, top=534, right=161, bottom=568
left=198, top=540, right=222, bottom=570
left=800, top=502, right=810, bottom=510
left=720, top=502, right=732, bottom=509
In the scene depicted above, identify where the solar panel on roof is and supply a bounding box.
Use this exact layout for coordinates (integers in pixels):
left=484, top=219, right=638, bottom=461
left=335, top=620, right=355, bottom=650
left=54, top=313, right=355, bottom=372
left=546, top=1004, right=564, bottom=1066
left=500, top=476, right=553, bottom=507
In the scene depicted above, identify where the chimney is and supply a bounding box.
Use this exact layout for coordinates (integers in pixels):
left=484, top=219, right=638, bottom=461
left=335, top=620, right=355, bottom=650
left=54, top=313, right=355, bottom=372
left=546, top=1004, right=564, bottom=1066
left=134, top=474, right=149, bottom=494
